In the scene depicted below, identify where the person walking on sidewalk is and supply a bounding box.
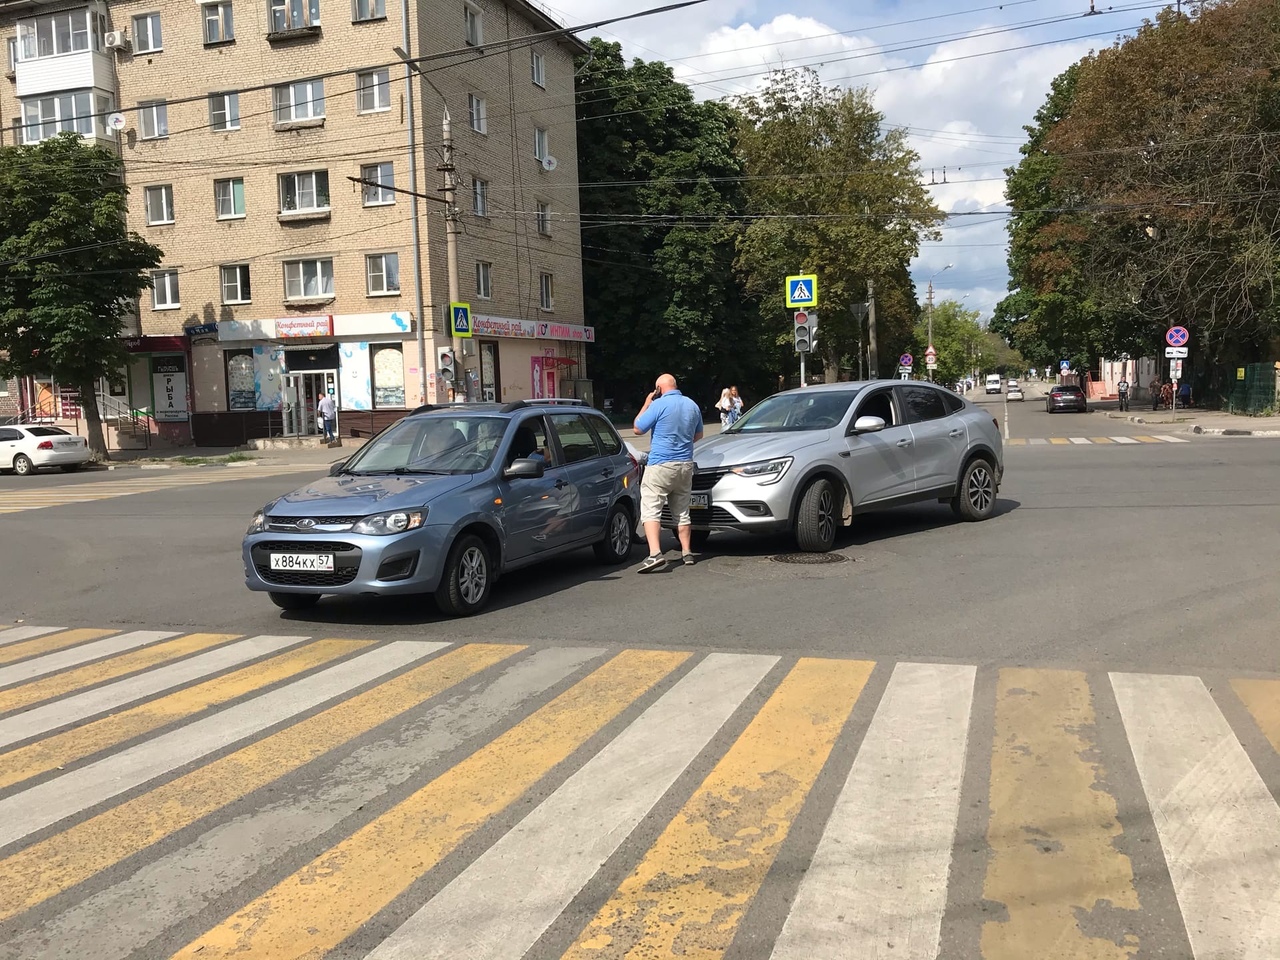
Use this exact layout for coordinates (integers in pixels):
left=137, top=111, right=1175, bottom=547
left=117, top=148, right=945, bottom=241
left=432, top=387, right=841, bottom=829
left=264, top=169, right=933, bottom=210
left=1117, top=377, right=1130, bottom=412
left=1150, top=377, right=1162, bottom=411
left=715, top=388, right=734, bottom=429
left=317, top=391, right=337, bottom=443
left=729, top=386, right=745, bottom=425
left=633, top=374, right=703, bottom=573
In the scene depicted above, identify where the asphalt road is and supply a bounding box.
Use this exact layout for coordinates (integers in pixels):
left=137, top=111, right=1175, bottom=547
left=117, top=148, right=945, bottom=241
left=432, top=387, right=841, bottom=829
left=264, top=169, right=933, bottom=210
left=1, top=391, right=1278, bottom=959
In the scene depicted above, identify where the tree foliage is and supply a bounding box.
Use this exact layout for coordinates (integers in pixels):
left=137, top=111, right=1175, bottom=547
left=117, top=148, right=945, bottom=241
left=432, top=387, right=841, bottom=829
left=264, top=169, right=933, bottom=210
left=913, top=299, right=1023, bottom=384
left=0, top=134, right=163, bottom=457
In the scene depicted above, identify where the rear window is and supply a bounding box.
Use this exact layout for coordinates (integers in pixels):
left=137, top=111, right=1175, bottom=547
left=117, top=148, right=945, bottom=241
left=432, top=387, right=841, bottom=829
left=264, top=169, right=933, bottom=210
left=25, top=426, right=71, bottom=437
left=1055, top=385, right=1083, bottom=394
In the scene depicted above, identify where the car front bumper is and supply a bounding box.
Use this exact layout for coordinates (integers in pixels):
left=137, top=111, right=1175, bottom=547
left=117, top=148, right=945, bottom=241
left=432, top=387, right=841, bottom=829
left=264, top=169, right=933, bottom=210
left=662, top=469, right=795, bottom=534
left=242, top=528, right=448, bottom=596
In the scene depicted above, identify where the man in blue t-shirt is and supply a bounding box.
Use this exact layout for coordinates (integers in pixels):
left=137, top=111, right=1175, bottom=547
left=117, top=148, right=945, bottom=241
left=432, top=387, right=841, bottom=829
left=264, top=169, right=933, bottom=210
left=633, top=373, right=703, bottom=572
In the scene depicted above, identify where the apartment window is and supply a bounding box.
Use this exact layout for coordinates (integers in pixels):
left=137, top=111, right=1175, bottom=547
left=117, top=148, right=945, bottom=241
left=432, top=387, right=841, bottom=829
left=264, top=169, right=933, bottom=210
left=225, top=349, right=255, bottom=410
left=273, top=80, right=324, bottom=123
left=475, top=261, right=492, bottom=299
left=214, top=177, right=245, bottom=219
left=203, top=1, right=234, bottom=43
left=284, top=258, right=334, bottom=300
left=352, top=0, right=384, bottom=21
left=17, top=10, right=95, bottom=60
left=7, top=37, right=17, bottom=71
left=471, top=177, right=488, bottom=216
left=152, top=270, right=180, bottom=310
left=536, top=201, right=551, bottom=235
left=371, top=344, right=405, bottom=407
left=356, top=69, right=390, bottom=113
left=20, top=91, right=93, bottom=144
left=279, top=171, right=330, bottom=213
left=220, top=264, right=251, bottom=304
left=534, top=127, right=549, bottom=161
left=468, top=94, right=486, bottom=134
left=360, top=162, right=394, bottom=205
left=139, top=101, right=169, bottom=140
left=538, top=272, right=554, bottom=311
left=366, top=253, right=400, bottom=295
left=270, top=0, right=320, bottom=32
left=464, top=3, right=482, bottom=45
left=144, top=185, right=175, bottom=225
left=133, top=13, right=162, bottom=53
left=531, top=50, right=545, bottom=87
left=209, top=92, right=240, bottom=131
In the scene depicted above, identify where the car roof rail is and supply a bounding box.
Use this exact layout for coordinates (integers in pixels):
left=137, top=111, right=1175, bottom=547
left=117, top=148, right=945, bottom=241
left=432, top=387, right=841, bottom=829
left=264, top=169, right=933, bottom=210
left=499, top=398, right=588, bottom=413
left=499, top=400, right=529, bottom=413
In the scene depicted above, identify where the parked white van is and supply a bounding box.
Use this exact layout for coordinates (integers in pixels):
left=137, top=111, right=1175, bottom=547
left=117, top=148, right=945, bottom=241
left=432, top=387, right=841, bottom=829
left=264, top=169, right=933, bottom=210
left=985, top=374, right=1003, bottom=394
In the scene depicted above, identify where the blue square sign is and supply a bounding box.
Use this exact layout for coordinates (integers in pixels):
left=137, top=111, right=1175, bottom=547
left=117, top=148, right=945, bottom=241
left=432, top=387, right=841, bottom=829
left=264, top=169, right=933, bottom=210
left=785, top=274, right=819, bottom=308
left=450, top=302, right=472, bottom=338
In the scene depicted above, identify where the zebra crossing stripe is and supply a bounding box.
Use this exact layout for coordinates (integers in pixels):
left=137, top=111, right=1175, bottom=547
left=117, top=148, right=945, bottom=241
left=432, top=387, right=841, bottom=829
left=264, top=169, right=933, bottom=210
left=771, top=662, right=975, bottom=960
left=1232, top=678, right=1280, bottom=754
left=0, top=625, right=63, bottom=647
left=1153, top=434, right=1190, bottom=443
left=1112, top=673, right=1280, bottom=960
left=0, top=630, right=172, bottom=686
left=0, top=628, right=118, bottom=668
left=1111, top=436, right=1141, bottom=444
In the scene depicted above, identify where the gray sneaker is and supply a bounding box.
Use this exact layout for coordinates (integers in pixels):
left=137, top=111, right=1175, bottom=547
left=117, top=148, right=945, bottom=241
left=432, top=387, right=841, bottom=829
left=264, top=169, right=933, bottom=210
left=682, top=553, right=696, bottom=566
left=638, top=553, right=668, bottom=574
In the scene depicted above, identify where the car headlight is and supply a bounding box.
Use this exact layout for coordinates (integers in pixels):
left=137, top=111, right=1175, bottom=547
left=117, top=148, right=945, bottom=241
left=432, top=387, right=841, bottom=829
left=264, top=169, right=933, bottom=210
left=246, top=511, right=267, bottom=535
left=728, top=457, right=792, bottom=485
left=351, top=510, right=426, bottom=536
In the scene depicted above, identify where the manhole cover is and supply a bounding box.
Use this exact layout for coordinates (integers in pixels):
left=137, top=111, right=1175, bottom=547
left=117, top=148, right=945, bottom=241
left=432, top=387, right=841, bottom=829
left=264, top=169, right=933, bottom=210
left=770, top=552, right=850, bottom=565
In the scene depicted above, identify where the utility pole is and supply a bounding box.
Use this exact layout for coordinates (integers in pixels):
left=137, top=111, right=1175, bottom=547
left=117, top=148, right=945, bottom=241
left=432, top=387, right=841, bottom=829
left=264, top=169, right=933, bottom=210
left=927, top=280, right=935, bottom=383
left=867, top=278, right=879, bottom=378
left=440, top=110, right=465, bottom=401
left=398, top=7, right=427, bottom=406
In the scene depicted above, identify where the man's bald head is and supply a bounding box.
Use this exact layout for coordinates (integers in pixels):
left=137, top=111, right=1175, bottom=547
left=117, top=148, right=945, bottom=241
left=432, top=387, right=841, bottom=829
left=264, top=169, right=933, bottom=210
left=656, top=374, right=677, bottom=392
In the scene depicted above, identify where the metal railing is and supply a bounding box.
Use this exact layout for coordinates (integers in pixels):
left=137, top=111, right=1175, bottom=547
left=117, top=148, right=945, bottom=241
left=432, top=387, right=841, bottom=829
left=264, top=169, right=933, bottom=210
left=95, top=394, right=154, bottom=450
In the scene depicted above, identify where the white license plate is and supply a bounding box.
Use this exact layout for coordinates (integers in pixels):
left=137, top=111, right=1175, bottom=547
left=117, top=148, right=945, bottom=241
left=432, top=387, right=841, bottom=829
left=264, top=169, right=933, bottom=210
left=690, top=493, right=710, bottom=509
left=269, top=553, right=334, bottom=572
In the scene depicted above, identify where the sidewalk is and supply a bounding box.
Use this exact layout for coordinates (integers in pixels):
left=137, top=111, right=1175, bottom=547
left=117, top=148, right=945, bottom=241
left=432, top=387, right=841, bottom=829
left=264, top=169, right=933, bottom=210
left=96, top=439, right=364, bottom=471
left=1098, top=404, right=1280, bottom=437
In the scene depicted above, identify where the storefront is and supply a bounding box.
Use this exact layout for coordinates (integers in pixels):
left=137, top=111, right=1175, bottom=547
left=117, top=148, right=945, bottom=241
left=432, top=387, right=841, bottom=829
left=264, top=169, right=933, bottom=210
left=469, top=314, right=595, bottom=405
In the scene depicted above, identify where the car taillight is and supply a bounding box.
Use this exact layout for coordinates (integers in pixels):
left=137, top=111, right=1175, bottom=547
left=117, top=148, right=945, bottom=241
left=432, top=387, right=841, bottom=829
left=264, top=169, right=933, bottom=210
left=36, top=440, right=53, bottom=450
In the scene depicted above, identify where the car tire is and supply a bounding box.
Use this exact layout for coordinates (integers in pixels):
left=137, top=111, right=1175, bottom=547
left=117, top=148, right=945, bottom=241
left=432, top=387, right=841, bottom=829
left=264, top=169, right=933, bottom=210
left=12, top=454, right=34, bottom=476
left=952, top=458, right=998, bottom=522
left=435, top=534, right=493, bottom=617
left=61, top=464, right=81, bottom=473
left=268, top=592, right=319, bottom=611
left=594, top=503, right=635, bottom=564
left=690, top=528, right=711, bottom=551
left=795, top=478, right=838, bottom=552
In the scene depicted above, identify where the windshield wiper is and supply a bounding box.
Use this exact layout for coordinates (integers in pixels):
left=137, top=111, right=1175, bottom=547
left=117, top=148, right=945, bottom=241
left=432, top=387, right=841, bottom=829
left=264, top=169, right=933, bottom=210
left=393, top=467, right=449, bottom=475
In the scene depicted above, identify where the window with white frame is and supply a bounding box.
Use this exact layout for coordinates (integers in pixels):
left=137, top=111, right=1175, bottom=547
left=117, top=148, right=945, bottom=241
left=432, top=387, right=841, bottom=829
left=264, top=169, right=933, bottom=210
left=366, top=253, right=399, bottom=295
left=360, top=162, right=394, bottom=205
left=468, top=93, right=486, bottom=134
left=139, top=100, right=168, bottom=140
left=475, top=261, right=492, bottom=299
left=273, top=79, right=324, bottom=123
left=270, top=0, right=320, bottom=31
left=214, top=177, right=245, bottom=218
left=209, top=92, right=240, bottom=131
left=144, top=185, right=175, bottom=225
left=283, top=258, right=334, bottom=300
left=220, top=264, right=251, bottom=303
left=471, top=177, right=488, bottom=216
left=464, top=3, right=481, bottom=45
left=203, top=1, right=234, bottom=43
left=356, top=69, right=389, bottom=113
left=536, top=200, right=551, bottom=235
left=352, top=0, right=384, bottom=21
left=152, top=270, right=180, bottom=309
left=538, top=272, right=554, bottom=311
left=17, top=10, right=99, bottom=61
left=19, top=91, right=94, bottom=144
left=531, top=50, right=545, bottom=87
left=7, top=37, right=17, bottom=71
left=279, top=171, right=330, bottom=214
left=133, top=13, right=162, bottom=52
left=534, top=127, right=549, bottom=161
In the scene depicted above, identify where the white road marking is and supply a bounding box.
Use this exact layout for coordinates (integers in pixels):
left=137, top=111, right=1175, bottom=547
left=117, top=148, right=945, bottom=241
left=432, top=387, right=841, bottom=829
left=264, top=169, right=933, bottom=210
left=1068, top=437, right=1091, bottom=444
left=0, top=631, right=177, bottom=689
left=0, top=626, right=62, bottom=647
left=1110, top=436, right=1141, bottom=444
left=1153, top=435, right=1190, bottom=443
left=1029, top=438, right=1050, bottom=445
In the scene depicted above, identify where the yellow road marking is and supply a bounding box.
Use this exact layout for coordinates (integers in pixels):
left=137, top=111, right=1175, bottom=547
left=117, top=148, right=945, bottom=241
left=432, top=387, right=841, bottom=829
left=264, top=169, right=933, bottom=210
left=1231, top=679, right=1280, bottom=754
left=1048, top=437, right=1071, bottom=445
left=0, top=642, right=522, bottom=923
left=0, top=638, right=365, bottom=791
left=171, top=648, right=687, bottom=960
left=1007, top=438, right=1027, bottom=446
left=1089, top=437, right=1115, bottom=443
left=0, top=628, right=117, bottom=667
left=982, top=669, right=1140, bottom=959
left=1132, top=436, right=1161, bottom=443
left=0, top=633, right=238, bottom=714
left=562, top=657, right=873, bottom=960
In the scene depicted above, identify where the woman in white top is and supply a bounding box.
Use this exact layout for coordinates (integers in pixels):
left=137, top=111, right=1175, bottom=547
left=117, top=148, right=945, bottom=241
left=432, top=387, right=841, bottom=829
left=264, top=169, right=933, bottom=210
left=715, top=388, right=733, bottom=428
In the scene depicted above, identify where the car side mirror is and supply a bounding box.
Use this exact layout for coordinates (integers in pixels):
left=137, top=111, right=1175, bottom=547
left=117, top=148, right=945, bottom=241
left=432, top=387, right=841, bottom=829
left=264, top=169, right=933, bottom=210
left=328, top=460, right=346, bottom=476
left=852, top=416, right=886, bottom=434
left=504, top=457, right=545, bottom=480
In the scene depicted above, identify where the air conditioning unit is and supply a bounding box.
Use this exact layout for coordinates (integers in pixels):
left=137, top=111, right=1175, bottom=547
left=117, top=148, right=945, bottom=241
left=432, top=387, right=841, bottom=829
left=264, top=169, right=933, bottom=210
left=104, top=31, right=129, bottom=50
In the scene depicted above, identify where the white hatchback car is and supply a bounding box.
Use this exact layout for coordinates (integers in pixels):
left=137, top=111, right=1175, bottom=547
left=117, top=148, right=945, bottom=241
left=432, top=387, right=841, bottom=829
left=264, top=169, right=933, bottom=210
left=0, top=424, right=91, bottom=475
left=1006, top=379, right=1024, bottom=401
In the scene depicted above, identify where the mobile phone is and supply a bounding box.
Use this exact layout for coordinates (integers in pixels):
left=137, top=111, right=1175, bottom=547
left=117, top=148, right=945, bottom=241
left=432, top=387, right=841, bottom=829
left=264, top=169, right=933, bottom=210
left=651, top=384, right=662, bottom=398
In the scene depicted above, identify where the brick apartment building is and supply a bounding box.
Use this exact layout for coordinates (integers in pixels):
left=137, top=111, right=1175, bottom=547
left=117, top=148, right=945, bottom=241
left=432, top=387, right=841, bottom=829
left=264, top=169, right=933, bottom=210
left=1, top=0, right=592, bottom=444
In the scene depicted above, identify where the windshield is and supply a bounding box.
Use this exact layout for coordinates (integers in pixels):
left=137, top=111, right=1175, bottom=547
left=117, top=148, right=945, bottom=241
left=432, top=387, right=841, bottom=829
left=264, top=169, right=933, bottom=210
left=341, top=415, right=508, bottom=475
left=725, top=390, right=860, bottom=434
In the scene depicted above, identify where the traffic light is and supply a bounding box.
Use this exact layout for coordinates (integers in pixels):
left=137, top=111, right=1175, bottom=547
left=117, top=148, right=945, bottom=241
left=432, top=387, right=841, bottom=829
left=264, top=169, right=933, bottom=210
left=437, top=347, right=456, bottom=382
left=793, top=311, right=818, bottom=353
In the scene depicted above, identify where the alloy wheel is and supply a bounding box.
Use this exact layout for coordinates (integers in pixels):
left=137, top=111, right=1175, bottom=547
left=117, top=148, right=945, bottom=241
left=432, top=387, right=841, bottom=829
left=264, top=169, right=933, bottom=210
left=458, top=546, right=488, bottom=606
left=817, top=487, right=836, bottom=544
left=610, top=510, right=631, bottom=556
left=967, top=464, right=994, bottom=515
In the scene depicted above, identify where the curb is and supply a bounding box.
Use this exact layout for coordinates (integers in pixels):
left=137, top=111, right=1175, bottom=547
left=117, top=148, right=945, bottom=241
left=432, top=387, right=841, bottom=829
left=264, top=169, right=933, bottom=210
left=1192, top=426, right=1280, bottom=438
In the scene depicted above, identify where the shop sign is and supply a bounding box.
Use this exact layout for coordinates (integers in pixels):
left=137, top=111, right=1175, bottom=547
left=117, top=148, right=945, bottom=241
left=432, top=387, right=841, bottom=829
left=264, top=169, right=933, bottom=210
left=471, top=314, right=596, bottom=343
left=332, top=312, right=413, bottom=337
left=124, top=335, right=188, bottom=353
left=535, top=321, right=596, bottom=343
left=151, top=355, right=189, bottom=422
left=276, top=316, right=334, bottom=338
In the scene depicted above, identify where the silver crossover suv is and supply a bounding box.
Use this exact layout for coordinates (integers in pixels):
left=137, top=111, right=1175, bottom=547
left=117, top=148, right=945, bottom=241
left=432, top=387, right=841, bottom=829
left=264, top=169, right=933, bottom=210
left=244, top=400, right=641, bottom=617
left=670, top=381, right=1004, bottom=552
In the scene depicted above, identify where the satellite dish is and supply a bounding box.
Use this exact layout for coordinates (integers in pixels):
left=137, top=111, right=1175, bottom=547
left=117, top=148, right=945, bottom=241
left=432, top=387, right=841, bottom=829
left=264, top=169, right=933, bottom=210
left=541, top=155, right=558, bottom=172
left=106, top=113, right=127, bottom=131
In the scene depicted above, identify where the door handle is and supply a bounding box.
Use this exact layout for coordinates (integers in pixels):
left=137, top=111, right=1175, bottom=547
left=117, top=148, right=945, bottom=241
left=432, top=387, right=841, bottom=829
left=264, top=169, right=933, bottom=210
left=949, top=429, right=964, bottom=438
left=554, top=479, right=568, bottom=490
left=600, top=468, right=613, bottom=477
left=896, top=438, right=912, bottom=448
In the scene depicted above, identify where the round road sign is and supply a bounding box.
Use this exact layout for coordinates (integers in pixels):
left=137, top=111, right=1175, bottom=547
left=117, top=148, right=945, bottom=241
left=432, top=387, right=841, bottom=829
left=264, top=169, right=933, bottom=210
left=925, top=346, right=937, bottom=360
left=1166, top=326, right=1189, bottom=347
left=899, top=353, right=913, bottom=367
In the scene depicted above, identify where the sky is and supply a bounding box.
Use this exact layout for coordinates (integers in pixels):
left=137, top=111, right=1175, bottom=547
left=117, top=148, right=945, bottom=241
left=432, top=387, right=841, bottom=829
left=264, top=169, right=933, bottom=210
left=536, top=0, right=1164, bottom=323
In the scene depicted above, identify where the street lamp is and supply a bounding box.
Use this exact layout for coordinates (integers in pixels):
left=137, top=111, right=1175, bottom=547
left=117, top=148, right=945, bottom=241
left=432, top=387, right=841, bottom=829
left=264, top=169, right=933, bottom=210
left=926, top=263, right=952, bottom=381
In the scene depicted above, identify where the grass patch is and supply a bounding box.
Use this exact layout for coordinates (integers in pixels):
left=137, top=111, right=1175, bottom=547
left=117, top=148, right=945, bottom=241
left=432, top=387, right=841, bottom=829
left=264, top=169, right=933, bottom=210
left=163, top=453, right=257, bottom=466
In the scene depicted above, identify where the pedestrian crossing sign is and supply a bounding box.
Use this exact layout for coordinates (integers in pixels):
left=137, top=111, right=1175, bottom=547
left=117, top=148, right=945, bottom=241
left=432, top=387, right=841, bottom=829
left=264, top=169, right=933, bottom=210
left=450, top=302, right=472, bottom=338
left=785, top=274, right=819, bottom=308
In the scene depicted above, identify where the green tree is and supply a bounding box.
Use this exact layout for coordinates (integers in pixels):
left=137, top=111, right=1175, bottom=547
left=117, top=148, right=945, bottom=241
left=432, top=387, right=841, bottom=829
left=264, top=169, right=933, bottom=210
left=0, top=134, right=163, bottom=459
left=734, top=69, right=944, bottom=381
left=575, top=39, right=753, bottom=409
left=912, top=299, right=988, bottom=385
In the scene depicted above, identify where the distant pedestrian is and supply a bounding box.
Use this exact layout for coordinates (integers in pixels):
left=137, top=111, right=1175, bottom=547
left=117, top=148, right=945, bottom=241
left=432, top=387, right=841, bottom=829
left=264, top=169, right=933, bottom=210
left=1179, top=381, right=1191, bottom=408
left=1161, top=381, right=1174, bottom=411
left=317, top=391, right=337, bottom=442
left=633, top=374, right=703, bottom=572
left=1150, top=377, right=1162, bottom=411
left=729, top=386, right=744, bottom=424
left=1116, top=377, right=1130, bottom=412
left=715, top=388, right=734, bottom=429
